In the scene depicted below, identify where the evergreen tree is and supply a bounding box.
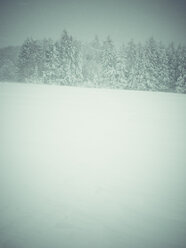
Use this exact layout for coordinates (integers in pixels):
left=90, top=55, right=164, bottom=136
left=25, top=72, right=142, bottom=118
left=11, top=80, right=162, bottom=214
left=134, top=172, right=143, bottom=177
left=42, top=39, right=61, bottom=84
left=175, top=45, right=186, bottom=93
left=144, top=37, right=160, bottom=91
left=17, top=38, right=43, bottom=83
left=101, top=36, right=117, bottom=87
left=115, top=44, right=127, bottom=89
left=57, top=30, right=83, bottom=85
left=134, top=43, right=147, bottom=90
left=157, top=42, right=170, bottom=91
left=125, top=40, right=137, bottom=89
left=166, top=43, right=178, bottom=91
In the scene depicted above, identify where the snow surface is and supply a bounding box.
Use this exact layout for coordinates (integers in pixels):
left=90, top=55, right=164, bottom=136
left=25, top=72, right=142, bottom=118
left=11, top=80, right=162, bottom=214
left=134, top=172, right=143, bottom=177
left=0, top=82, right=186, bottom=248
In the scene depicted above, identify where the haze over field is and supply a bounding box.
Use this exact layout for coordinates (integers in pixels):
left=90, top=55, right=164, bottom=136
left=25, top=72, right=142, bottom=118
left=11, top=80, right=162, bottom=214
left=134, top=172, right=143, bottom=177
left=0, top=82, right=186, bottom=248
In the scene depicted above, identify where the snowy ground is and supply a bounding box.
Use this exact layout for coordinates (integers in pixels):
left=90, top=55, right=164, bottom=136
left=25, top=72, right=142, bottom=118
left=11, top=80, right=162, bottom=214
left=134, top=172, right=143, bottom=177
left=0, top=82, right=186, bottom=248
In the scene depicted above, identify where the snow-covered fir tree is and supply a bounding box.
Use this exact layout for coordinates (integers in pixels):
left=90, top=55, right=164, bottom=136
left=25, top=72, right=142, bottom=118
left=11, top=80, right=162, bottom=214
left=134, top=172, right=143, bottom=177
left=115, top=44, right=127, bottom=89
left=124, top=40, right=137, bottom=89
left=42, top=39, right=61, bottom=84
left=101, top=36, right=117, bottom=88
left=166, top=43, right=178, bottom=91
left=156, top=42, right=170, bottom=91
left=57, top=30, right=83, bottom=86
left=175, top=45, right=186, bottom=93
left=133, top=43, right=147, bottom=91
left=143, top=37, right=160, bottom=91
left=18, top=38, right=43, bottom=83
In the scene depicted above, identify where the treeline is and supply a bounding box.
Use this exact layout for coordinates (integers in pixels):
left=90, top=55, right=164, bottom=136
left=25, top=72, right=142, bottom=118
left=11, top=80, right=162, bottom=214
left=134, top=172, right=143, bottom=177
left=0, top=30, right=185, bottom=93
left=0, top=46, right=20, bottom=82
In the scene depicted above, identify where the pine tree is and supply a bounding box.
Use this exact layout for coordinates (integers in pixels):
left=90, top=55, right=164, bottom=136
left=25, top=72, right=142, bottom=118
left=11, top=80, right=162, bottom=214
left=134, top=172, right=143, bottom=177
left=42, top=39, right=61, bottom=84
left=175, top=45, right=186, bottom=93
left=101, top=36, right=117, bottom=88
left=157, top=42, right=170, bottom=91
left=57, top=30, right=83, bottom=86
left=166, top=43, right=178, bottom=91
left=70, top=39, right=83, bottom=86
left=115, top=44, right=127, bottom=89
left=125, top=40, right=137, bottom=89
left=134, top=43, right=147, bottom=90
left=144, top=37, right=160, bottom=91
left=17, top=38, right=33, bottom=82
left=17, top=38, right=43, bottom=83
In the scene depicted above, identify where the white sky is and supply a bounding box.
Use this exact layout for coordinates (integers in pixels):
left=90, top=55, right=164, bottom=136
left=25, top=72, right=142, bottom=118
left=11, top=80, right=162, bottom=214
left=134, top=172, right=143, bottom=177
left=0, top=0, right=186, bottom=47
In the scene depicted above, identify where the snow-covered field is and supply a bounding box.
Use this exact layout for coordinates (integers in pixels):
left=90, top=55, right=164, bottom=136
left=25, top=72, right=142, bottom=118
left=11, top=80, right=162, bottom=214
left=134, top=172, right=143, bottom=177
left=0, top=82, right=186, bottom=248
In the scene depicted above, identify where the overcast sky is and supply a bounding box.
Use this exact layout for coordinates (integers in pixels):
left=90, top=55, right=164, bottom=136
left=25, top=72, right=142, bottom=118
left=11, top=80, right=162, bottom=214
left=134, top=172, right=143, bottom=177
left=0, top=0, right=186, bottom=47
